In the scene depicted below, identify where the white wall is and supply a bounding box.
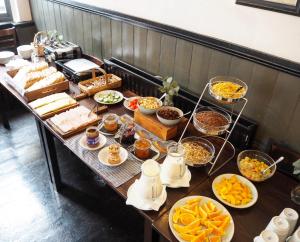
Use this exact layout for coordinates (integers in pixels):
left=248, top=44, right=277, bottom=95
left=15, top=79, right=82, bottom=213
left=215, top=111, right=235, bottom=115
left=74, top=0, right=300, bottom=64
left=10, top=0, right=32, bottom=22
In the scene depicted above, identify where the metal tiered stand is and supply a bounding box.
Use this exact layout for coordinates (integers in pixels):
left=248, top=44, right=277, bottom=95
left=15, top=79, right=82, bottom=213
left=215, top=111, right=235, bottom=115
left=179, top=76, right=248, bottom=176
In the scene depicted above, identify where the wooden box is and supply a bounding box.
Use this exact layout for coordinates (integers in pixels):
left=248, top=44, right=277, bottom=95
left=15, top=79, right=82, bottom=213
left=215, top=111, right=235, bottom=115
left=24, top=80, right=69, bottom=102
left=78, top=74, right=122, bottom=96
left=134, top=110, right=188, bottom=141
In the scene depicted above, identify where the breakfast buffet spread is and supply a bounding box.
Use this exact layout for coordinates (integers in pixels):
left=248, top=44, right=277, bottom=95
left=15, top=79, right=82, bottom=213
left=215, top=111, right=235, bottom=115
left=1, top=41, right=298, bottom=242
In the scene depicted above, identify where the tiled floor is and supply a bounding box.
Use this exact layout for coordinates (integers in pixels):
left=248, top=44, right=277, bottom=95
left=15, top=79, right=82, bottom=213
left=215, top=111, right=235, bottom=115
left=0, top=109, right=143, bottom=242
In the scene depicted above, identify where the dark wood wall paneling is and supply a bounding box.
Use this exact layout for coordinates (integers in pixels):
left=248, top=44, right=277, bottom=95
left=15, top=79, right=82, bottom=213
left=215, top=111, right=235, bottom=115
left=29, top=0, right=300, bottom=153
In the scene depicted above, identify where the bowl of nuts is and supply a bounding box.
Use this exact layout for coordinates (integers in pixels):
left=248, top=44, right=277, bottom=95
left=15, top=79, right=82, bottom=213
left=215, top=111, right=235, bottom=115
left=156, top=106, right=183, bottom=126
left=138, top=97, right=163, bottom=115
left=180, top=136, right=215, bottom=167
left=237, top=150, right=276, bottom=182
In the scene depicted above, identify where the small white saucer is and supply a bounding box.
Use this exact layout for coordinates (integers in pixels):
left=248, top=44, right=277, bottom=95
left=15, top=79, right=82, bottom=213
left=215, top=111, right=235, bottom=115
left=126, top=180, right=167, bottom=211
left=79, top=134, right=107, bottom=151
left=160, top=165, right=191, bottom=188
left=98, top=146, right=128, bottom=167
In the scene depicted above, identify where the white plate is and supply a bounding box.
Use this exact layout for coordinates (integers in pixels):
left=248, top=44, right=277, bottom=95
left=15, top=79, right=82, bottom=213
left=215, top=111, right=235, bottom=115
left=94, top=90, right=124, bottom=105
left=212, top=173, right=258, bottom=209
left=123, top=96, right=140, bottom=111
left=126, top=180, right=167, bottom=211
left=79, top=134, right=107, bottom=151
left=169, top=195, right=234, bottom=242
left=98, top=146, right=128, bottom=167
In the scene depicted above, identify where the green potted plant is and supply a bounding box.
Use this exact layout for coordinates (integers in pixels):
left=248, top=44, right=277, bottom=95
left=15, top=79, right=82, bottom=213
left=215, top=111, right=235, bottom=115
left=159, top=76, right=180, bottom=106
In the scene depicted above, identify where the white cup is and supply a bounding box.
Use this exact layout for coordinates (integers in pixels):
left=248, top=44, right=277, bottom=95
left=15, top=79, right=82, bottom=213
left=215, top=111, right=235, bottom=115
left=288, top=226, right=300, bottom=242
left=279, top=208, right=298, bottom=236
left=254, top=230, right=279, bottom=242
left=161, top=143, right=186, bottom=181
left=136, top=159, right=163, bottom=201
left=266, top=216, right=290, bottom=242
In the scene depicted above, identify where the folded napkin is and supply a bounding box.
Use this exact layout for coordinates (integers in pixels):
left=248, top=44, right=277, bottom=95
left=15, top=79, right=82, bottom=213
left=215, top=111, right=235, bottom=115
left=292, top=159, right=300, bottom=180
left=126, top=180, right=166, bottom=211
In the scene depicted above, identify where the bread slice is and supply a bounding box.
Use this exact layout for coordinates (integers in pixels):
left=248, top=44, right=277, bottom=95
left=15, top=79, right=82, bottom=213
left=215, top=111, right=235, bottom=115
left=24, top=67, right=57, bottom=89
left=28, top=92, right=70, bottom=109
left=26, top=71, right=65, bottom=91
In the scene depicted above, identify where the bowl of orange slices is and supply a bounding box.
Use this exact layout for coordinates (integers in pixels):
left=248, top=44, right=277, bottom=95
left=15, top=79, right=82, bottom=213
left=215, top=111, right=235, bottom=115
left=212, top=174, right=258, bottom=209
left=169, top=196, right=234, bottom=242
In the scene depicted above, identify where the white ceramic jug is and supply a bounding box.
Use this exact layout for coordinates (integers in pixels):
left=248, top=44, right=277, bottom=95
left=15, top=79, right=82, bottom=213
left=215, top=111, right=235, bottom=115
left=161, top=143, right=186, bottom=181
left=137, top=159, right=163, bottom=201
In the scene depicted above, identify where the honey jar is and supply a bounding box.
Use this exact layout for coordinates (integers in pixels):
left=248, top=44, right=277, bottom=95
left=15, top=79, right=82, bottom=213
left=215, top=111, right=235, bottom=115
left=103, top=113, right=119, bottom=132
left=85, top=126, right=99, bottom=148
left=134, top=138, right=151, bottom=159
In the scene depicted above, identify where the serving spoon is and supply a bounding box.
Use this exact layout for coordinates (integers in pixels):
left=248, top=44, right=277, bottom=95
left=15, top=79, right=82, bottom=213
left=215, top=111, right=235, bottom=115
left=261, top=156, right=284, bottom=176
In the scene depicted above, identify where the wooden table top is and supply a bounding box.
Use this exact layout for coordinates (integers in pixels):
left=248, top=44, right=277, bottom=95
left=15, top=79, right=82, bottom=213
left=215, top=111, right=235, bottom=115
left=0, top=73, right=234, bottom=224
left=153, top=161, right=300, bottom=241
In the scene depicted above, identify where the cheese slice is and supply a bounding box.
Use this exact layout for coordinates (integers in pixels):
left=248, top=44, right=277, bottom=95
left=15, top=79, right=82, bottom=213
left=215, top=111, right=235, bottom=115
left=29, top=92, right=70, bottom=109
left=35, top=98, right=77, bottom=116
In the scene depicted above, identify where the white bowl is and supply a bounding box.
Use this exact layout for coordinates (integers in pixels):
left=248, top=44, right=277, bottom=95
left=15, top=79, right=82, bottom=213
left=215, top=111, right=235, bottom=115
left=138, top=97, right=162, bottom=115
left=17, top=45, right=33, bottom=59
left=0, top=51, right=15, bottom=64
left=156, top=106, right=183, bottom=126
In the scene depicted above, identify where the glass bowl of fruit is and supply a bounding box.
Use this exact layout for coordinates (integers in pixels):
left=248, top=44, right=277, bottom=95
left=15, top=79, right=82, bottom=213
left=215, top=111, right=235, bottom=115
left=237, top=150, right=276, bottom=182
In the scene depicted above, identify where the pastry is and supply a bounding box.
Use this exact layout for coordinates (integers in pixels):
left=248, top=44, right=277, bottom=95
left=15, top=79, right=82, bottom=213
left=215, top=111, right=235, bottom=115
left=108, top=144, right=121, bottom=164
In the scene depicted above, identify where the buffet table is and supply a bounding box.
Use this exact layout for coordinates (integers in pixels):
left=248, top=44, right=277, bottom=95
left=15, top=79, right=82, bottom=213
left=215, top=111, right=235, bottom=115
left=0, top=66, right=299, bottom=242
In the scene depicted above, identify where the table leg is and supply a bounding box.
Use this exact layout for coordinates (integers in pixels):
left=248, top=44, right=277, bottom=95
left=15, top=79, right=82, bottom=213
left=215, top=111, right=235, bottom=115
left=35, top=118, right=53, bottom=183
left=0, top=84, right=10, bottom=130
left=40, top=124, right=63, bottom=192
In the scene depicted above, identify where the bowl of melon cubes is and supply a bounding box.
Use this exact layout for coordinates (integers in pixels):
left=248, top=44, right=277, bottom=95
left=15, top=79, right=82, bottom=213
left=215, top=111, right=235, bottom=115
left=169, top=196, right=234, bottom=242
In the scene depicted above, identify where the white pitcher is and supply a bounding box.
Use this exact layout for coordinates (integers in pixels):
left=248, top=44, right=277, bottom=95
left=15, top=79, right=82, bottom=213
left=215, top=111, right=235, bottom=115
left=136, top=159, right=163, bottom=201
left=161, top=143, right=186, bottom=181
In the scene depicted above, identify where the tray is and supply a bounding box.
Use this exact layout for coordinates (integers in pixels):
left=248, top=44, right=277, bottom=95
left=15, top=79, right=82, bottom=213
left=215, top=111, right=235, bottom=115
left=24, top=80, right=70, bottom=102
left=47, top=114, right=101, bottom=138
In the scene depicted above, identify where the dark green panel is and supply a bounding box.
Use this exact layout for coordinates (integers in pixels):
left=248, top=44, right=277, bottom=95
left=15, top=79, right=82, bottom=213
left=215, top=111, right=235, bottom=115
left=159, top=34, right=176, bottom=78
left=66, top=6, right=75, bottom=43
left=246, top=64, right=278, bottom=127
left=122, top=22, right=134, bottom=64
left=36, top=0, right=45, bottom=31
left=100, top=16, right=112, bottom=59
left=228, top=56, right=254, bottom=86
left=29, top=0, right=39, bottom=31
left=53, top=3, right=63, bottom=34
left=82, top=11, right=93, bottom=54
left=133, top=26, right=147, bottom=69
left=91, top=14, right=102, bottom=58
left=47, top=1, right=56, bottom=31
left=59, top=5, right=69, bottom=41
left=146, top=30, right=161, bottom=74
left=286, top=98, right=300, bottom=152
left=73, top=9, right=84, bottom=48
left=261, top=72, right=300, bottom=142
left=173, top=39, right=193, bottom=88
left=188, top=44, right=212, bottom=94
left=111, top=19, right=122, bottom=59
left=41, top=0, right=50, bottom=31
left=208, top=50, right=232, bottom=78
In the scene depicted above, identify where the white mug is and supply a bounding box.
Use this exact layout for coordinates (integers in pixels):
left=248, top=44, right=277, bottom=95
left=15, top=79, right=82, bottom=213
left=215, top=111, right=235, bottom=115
left=279, top=208, right=298, bottom=236
left=254, top=230, right=279, bottom=242
left=136, top=159, right=163, bottom=201
left=287, top=226, right=300, bottom=242
left=161, top=143, right=186, bottom=181
left=266, top=216, right=290, bottom=242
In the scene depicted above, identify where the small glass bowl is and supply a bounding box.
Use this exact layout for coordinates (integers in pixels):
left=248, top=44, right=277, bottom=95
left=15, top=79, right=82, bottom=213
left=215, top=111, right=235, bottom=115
left=193, top=106, right=231, bottom=136
left=209, top=76, right=248, bottom=104
left=180, top=136, right=215, bottom=167
left=237, top=150, right=276, bottom=182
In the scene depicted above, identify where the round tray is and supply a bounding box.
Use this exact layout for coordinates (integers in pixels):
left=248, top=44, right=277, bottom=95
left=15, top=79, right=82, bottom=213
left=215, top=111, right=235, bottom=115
left=209, top=76, right=248, bottom=104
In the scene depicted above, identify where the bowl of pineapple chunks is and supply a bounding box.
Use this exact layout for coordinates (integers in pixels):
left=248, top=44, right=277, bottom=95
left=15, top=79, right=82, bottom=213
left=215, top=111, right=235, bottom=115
left=212, top=174, right=258, bottom=209
left=169, top=196, right=234, bottom=242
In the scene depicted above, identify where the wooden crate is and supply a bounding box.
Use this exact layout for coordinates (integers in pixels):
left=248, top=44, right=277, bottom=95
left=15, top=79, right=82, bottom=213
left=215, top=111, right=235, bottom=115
left=24, top=80, right=69, bottom=102
left=134, top=110, right=188, bottom=141
left=78, top=74, right=122, bottom=96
